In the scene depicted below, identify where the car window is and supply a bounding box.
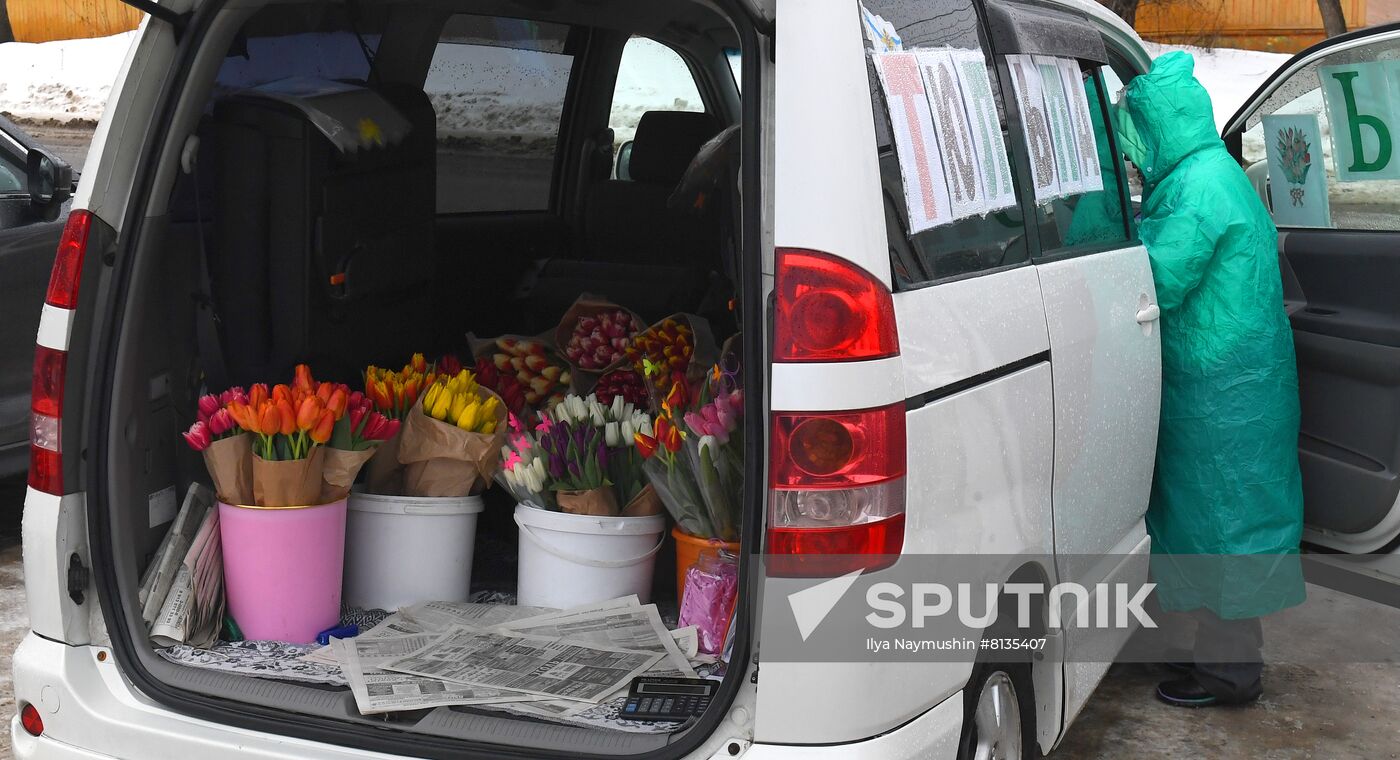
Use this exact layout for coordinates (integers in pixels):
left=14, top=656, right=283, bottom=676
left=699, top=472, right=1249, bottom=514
left=863, top=0, right=1030, bottom=288
left=1237, top=34, right=1400, bottom=231
left=1033, top=67, right=1133, bottom=254
left=608, top=37, right=705, bottom=175
left=0, top=156, right=22, bottom=195
left=428, top=15, right=575, bottom=213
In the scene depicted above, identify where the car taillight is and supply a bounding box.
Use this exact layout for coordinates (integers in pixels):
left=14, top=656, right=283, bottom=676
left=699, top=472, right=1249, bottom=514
left=767, top=404, right=907, bottom=576
left=19, top=703, right=43, bottom=737
left=29, top=211, right=91, bottom=496
left=47, top=210, right=91, bottom=309
left=774, top=248, right=898, bottom=363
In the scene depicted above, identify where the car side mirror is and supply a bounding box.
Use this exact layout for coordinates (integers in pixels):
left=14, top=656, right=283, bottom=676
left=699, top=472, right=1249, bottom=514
left=27, top=147, right=72, bottom=221
left=616, top=140, right=634, bottom=181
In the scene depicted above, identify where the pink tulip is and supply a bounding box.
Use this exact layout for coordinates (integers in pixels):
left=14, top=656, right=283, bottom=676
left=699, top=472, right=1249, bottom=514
left=218, top=386, right=248, bottom=406
left=207, top=408, right=235, bottom=437
left=196, top=394, right=221, bottom=423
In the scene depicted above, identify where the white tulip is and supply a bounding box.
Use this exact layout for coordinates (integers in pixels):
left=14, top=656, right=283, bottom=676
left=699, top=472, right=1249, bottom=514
left=605, top=422, right=621, bottom=447
left=566, top=395, right=587, bottom=422
left=610, top=394, right=626, bottom=421
left=621, top=419, right=636, bottom=443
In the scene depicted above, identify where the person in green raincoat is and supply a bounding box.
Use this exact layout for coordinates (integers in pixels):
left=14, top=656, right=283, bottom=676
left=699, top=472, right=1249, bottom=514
left=1116, top=51, right=1305, bottom=707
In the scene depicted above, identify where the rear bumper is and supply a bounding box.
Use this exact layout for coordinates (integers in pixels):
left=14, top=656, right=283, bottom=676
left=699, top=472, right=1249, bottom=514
left=11, top=632, right=963, bottom=759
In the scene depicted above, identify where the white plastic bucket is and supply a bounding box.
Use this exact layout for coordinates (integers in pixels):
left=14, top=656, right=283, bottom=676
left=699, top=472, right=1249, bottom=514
left=344, top=491, right=484, bottom=611
left=514, top=504, right=667, bottom=609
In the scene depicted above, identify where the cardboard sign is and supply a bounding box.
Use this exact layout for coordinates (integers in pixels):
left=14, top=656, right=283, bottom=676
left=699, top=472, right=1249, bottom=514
left=1319, top=62, right=1400, bottom=182
left=874, top=51, right=954, bottom=232
left=918, top=49, right=988, bottom=220
left=1263, top=114, right=1332, bottom=228
left=1057, top=57, right=1104, bottom=194
left=1007, top=54, right=1060, bottom=201
left=951, top=49, right=1017, bottom=212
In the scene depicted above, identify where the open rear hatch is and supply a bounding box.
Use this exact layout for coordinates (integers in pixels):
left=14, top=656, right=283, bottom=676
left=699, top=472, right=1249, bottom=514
left=79, top=0, right=765, bottom=756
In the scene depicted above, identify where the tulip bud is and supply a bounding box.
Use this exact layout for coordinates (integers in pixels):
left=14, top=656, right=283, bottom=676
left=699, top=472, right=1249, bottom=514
left=310, top=409, right=335, bottom=444
left=605, top=422, right=620, bottom=447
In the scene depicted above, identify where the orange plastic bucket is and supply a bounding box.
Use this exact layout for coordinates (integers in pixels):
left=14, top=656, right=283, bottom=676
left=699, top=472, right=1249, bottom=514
left=672, top=525, right=739, bottom=601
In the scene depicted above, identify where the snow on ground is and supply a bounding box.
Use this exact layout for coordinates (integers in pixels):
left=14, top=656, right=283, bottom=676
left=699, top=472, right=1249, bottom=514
left=1143, top=41, right=1291, bottom=132
left=0, top=32, right=136, bottom=124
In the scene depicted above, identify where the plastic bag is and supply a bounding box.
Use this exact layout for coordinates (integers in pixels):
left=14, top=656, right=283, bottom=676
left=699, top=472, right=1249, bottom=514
left=678, top=548, right=738, bottom=657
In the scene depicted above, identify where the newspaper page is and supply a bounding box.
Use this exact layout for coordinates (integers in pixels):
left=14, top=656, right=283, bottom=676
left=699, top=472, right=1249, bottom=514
left=141, top=484, right=213, bottom=626
left=332, top=636, right=536, bottom=714
left=301, top=613, right=426, bottom=666
left=671, top=626, right=699, bottom=659
left=150, top=502, right=224, bottom=648
left=399, top=601, right=555, bottom=630
left=498, top=603, right=696, bottom=679
left=383, top=626, right=660, bottom=703
left=500, top=595, right=640, bottom=629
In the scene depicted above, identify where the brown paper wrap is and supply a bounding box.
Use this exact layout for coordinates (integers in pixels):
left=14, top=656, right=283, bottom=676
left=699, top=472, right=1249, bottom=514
left=252, top=446, right=326, bottom=507
left=203, top=433, right=253, bottom=505
left=635, top=313, right=718, bottom=408
left=554, top=295, right=645, bottom=383
left=363, top=431, right=404, bottom=495
left=397, top=390, right=508, bottom=497
left=620, top=483, right=664, bottom=517
left=321, top=446, right=378, bottom=501
left=557, top=487, right=620, bottom=516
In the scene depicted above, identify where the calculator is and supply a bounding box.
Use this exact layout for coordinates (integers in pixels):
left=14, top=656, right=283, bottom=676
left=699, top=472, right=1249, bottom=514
left=619, top=677, right=718, bottom=722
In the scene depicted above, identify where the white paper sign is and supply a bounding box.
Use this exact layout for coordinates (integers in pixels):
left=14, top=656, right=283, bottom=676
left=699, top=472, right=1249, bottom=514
left=1057, top=57, right=1104, bottom=193
left=1007, top=54, right=1060, bottom=201
left=1035, top=55, right=1082, bottom=197
left=874, top=51, right=954, bottom=232
left=917, top=49, right=988, bottom=220
left=951, top=49, right=1017, bottom=212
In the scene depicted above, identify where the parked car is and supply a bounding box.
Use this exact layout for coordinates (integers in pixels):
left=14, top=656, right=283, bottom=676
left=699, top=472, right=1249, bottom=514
left=0, top=115, right=72, bottom=479
left=12, top=0, right=1400, bottom=758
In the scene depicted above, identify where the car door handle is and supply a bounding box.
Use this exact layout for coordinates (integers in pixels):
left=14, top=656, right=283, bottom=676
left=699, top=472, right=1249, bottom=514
left=1136, top=304, right=1160, bottom=324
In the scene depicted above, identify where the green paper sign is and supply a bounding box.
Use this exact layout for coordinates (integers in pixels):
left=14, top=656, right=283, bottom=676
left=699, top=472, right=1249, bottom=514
left=1319, top=62, right=1400, bottom=182
left=1263, top=114, right=1331, bottom=228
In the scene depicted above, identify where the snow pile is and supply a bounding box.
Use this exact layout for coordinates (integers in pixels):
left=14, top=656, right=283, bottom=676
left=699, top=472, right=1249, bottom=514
left=0, top=32, right=136, bottom=124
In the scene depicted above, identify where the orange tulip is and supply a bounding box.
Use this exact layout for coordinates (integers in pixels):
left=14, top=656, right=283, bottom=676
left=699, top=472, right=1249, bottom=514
left=310, top=409, right=335, bottom=444
left=296, top=396, right=324, bottom=432
left=327, top=386, right=349, bottom=419
left=276, top=398, right=297, bottom=436
left=315, top=381, right=333, bottom=403
left=410, top=353, right=428, bottom=374
left=294, top=364, right=315, bottom=392
left=258, top=404, right=281, bottom=437
left=248, top=383, right=268, bottom=409
left=271, top=384, right=293, bottom=406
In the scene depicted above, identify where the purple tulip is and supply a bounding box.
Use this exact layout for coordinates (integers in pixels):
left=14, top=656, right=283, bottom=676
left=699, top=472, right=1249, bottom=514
left=598, top=444, right=610, bottom=471
left=567, top=460, right=582, bottom=480
left=548, top=455, right=566, bottom=480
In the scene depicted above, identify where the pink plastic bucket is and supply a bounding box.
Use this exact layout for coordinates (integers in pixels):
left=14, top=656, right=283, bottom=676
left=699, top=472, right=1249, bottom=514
left=218, top=498, right=347, bottom=643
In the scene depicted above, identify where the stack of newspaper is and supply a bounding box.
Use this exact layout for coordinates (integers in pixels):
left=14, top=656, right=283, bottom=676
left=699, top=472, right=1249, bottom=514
left=140, top=484, right=226, bottom=649
left=312, top=596, right=702, bottom=720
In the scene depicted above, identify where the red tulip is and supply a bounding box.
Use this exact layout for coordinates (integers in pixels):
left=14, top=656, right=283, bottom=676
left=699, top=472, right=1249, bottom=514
left=634, top=431, right=658, bottom=459
left=182, top=421, right=210, bottom=451
left=655, top=416, right=682, bottom=453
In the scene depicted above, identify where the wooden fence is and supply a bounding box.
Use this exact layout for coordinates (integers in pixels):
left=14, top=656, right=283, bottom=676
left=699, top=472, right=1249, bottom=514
left=1135, top=0, right=1367, bottom=52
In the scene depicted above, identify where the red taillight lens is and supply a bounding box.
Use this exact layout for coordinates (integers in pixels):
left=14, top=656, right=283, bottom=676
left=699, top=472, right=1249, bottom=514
left=19, top=702, right=43, bottom=737
left=29, top=345, right=67, bottom=495
left=46, top=210, right=92, bottom=309
left=774, top=248, right=898, bottom=362
left=768, top=403, right=906, bottom=576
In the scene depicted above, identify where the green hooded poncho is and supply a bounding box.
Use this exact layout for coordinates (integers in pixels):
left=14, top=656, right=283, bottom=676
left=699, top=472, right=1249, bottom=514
left=1118, top=51, right=1305, bottom=620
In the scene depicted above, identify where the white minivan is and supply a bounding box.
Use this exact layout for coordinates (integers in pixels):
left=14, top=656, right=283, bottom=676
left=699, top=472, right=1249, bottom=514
left=12, top=0, right=1400, bottom=755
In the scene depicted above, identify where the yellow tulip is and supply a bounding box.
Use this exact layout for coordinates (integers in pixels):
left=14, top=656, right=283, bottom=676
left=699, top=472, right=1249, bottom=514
left=429, top=389, right=452, bottom=420
left=423, top=384, right=440, bottom=412
left=449, top=393, right=468, bottom=425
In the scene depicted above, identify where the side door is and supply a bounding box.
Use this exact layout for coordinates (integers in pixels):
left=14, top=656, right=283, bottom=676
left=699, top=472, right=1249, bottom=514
left=0, top=117, right=71, bottom=478
left=986, top=0, right=1161, bottom=733
left=1221, top=24, right=1400, bottom=555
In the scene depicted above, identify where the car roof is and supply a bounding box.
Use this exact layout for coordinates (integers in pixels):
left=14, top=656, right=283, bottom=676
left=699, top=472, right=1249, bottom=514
left=1037, top=0, right=1152, bottom=71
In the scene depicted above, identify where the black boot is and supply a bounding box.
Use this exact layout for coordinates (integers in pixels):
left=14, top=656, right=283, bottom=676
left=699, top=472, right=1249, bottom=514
left=1156, top=674, right=1261, bottom=708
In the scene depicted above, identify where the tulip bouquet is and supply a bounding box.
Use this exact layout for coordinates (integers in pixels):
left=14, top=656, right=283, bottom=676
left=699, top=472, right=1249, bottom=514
left=635, top=379, right=713, bottom=537
left=593, top=368, right=648, bottom=407
left=182, top=365, right=394, bottom=506
left=323, top=390, right=401, bottom=500
left=472, top=337, right=570, bottom=420
left=683, top=380, right=745, bottom=542
left=396, top=369, right=509, bottom=497
left=625, top=315, right=716, bottom=411
left=556, top=299, right=642, bottom=374
left=535, top=414, right=617, bottom=515
left=498, top=414, right=555, bottom=510
left=550, top=393, right=659, bottom=516
left=362, top=354, right=438, bottom=493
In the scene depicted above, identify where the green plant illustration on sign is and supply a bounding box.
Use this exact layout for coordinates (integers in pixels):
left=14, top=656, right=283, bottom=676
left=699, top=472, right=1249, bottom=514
left=1276, top=126, right=1313, bottom=206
